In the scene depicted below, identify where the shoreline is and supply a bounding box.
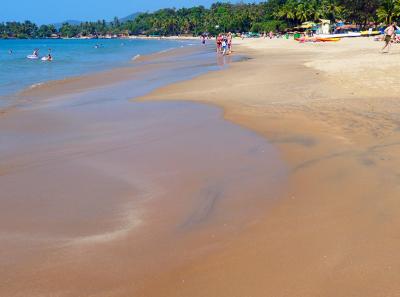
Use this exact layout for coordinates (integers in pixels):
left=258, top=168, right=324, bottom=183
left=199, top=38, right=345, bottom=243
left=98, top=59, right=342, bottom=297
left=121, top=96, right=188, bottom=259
left=3, top=36, right=400, bottom=296
left=0, top=42, right=211, bottom=116
left=136, top=37, right=400, bottom=296
left=0, top=41, right=289, bottom=297
left=0, top=38, right=203, bottom=109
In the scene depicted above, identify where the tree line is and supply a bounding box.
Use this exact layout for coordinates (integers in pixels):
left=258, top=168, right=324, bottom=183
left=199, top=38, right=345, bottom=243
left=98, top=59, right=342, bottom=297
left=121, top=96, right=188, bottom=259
left=1, top=0, right=399, bottom=39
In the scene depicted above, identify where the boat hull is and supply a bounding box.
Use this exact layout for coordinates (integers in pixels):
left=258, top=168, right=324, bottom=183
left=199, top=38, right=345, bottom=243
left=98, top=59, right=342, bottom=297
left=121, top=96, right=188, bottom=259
left=316, top=32, right=362, bottom=38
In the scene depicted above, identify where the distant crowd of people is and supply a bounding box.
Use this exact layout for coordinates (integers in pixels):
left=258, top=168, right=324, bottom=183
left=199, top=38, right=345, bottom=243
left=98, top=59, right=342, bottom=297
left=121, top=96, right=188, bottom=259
left=216, top=33, right=233, bottom=55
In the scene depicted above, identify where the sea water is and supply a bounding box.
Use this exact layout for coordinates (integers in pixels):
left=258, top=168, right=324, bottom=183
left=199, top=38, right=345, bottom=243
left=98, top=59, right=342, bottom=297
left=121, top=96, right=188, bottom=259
left=0, top=38, right=192, bottom=98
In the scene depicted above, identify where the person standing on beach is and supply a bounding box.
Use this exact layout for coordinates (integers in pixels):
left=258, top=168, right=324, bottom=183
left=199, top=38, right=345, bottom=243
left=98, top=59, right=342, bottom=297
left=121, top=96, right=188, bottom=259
left=216, top=34, right=222, bottom=53
left=201, top=34, right=206, bottom=45
left=382, top=22, right=397, bottom=53
left=227, top=32, right=233, bottom=54
left=221, top=36, right=227, bottom=55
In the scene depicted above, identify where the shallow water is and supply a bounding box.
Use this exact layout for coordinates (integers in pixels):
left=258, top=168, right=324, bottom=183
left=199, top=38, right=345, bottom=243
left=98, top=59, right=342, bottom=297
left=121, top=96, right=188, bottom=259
left=0, top=39, right=193, bottom=98
left=0, top=45, right=287, bottom=296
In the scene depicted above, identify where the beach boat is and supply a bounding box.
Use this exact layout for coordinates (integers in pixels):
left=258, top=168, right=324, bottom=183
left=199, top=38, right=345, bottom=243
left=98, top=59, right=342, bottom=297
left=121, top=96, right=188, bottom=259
left=360, top=30, right=381, bottom=36
left=316, top=37, right=340, bottom=42
left=316, top=32, right=362, bottom=38
left=41, top=56, right=53, bottom=61
left=295, top=37, right=316, bottom=43
left=295, top=36, right=340, bottom=43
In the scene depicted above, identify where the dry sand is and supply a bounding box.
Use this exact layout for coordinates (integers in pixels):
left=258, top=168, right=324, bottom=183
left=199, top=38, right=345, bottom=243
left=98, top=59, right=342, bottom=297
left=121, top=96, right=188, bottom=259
left=136, top=37, right=400, bottom=296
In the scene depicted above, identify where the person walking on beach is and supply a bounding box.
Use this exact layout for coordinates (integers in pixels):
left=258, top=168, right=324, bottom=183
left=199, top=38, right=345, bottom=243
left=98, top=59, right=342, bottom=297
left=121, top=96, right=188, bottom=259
left=382, top=22, right=397, bottom=53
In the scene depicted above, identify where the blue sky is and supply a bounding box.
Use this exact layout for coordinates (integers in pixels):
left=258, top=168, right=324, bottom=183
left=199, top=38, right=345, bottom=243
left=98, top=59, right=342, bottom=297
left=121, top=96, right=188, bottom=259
left=2, top=0, right=250, bottom=24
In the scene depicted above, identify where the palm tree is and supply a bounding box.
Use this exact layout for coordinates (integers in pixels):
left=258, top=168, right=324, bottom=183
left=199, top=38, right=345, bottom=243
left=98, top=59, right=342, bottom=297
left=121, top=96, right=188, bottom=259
left=276, top=0, right=298, bottom=24
left=377, top=0, right=400, bottom=24
left=296, top=2, right=312, bottom=22
left=320, top=0, right=345, bottom=20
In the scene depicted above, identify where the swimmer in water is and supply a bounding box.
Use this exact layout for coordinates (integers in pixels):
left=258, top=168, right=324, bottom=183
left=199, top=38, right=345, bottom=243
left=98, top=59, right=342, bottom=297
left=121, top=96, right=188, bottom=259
left=8, top=49, right=13, bottom=54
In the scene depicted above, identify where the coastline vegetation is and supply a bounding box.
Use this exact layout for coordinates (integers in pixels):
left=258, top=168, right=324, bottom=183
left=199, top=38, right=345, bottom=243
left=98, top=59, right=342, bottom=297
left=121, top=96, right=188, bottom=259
left=1, top=0, right=398, bottom=39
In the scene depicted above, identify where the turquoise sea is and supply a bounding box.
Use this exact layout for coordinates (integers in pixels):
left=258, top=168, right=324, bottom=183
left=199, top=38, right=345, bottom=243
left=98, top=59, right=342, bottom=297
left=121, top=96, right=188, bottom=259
left=0, top=38, right=194, bottom=98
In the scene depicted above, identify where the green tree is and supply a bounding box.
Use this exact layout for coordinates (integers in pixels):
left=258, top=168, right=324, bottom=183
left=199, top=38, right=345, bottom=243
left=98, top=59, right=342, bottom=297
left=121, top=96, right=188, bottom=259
left=60, top=23, right=78, bottom=38
left=377, top=0, right=400, bottom=23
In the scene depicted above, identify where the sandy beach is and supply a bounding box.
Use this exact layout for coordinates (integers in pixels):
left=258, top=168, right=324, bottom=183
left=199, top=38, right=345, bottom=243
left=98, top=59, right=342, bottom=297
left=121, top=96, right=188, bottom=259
left=1, top=44, right=284, bottom=297
left=137, top=37, right=400, bottom=296
left=2, top=36, right=400, bottom=296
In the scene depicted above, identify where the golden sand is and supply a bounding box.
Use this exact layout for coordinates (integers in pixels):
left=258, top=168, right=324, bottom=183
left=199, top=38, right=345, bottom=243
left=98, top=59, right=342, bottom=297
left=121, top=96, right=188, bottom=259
left=2, top=37, right=400, bottom=296
left=137, top=37, right=400, bottom=296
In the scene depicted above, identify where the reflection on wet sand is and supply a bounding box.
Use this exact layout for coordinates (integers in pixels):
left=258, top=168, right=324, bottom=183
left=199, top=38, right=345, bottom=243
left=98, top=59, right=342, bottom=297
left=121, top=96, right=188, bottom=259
left=0, top=46, right=286, bottom=297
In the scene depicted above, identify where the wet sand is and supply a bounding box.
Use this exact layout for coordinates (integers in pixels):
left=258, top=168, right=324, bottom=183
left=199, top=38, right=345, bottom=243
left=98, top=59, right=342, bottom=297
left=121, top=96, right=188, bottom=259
left=0, top=45, right=286, bottom=296
left=137, top=38, right=400, bottom=296
left=4, top=36, right=400, bottom=296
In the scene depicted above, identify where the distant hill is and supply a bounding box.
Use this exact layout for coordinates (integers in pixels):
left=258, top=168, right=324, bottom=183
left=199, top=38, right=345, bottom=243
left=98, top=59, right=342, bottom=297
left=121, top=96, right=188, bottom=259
left=119, top=12, right=141, bottom=23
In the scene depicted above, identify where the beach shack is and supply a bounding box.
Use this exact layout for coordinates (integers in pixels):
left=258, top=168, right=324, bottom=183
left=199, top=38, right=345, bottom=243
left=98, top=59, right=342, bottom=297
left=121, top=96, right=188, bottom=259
left=298, top=20, right=331, bottom=35
left=291, top=22, right=315, bottom=39
left=301, top=21, right=317, bottom=35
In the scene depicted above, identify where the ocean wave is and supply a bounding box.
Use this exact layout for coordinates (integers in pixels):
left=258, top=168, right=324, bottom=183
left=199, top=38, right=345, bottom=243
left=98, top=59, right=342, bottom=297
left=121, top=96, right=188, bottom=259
left=159, top=48, right=174, bottom=53
left=29, top=82, right=44, bottom=89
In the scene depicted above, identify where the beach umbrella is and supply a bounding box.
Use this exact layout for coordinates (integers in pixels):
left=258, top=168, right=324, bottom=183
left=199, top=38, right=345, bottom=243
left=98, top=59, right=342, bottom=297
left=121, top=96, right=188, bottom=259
left=301, top=22, right=317, bottom=29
